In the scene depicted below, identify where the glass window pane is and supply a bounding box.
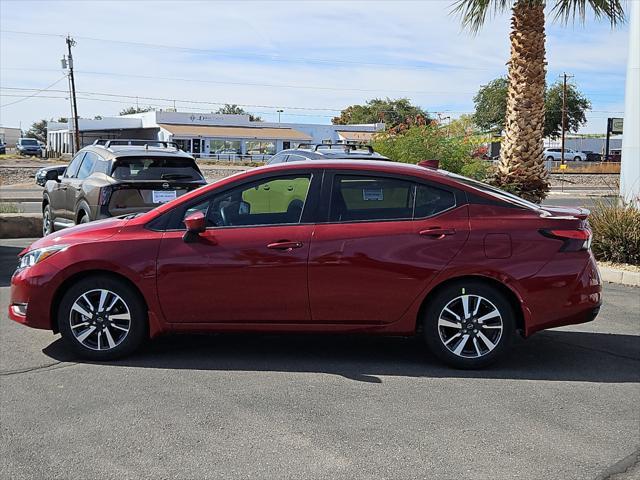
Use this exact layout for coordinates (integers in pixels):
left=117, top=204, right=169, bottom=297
left=77, top=153, right=96, bottom=180
left=330, top=175, right=414, bottom=222
left=414, top=184, right=455, bottom=218
left=65, top=152, right=85, bottom=178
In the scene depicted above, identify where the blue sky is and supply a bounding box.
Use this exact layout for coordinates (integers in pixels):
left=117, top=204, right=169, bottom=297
left=0, top=0, right=630, bottom=133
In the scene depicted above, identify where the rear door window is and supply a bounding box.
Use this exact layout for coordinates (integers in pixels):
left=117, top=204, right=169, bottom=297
left=77, top=152, right=97, bottom=180
left=64, top=152, right=85, bottom=178
left=111, top=157, right=203, bottom=181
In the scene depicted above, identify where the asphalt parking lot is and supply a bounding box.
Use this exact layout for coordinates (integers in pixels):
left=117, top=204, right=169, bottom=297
left=0, top=240, right=638, bottom=480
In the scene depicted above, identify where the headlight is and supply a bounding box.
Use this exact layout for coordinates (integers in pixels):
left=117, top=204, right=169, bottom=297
left=18, top=244, right=69, bottom=270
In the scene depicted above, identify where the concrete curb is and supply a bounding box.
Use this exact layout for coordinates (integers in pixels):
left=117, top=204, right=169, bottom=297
left=598, top=265, right=640, bottom=287
left=0, top=214, right=42, bottom=239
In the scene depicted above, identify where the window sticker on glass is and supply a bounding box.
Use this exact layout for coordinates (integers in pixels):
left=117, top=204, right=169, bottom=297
left=152, top=190, right=177, bottom=203
left=363, top=187, right=384, bottom=201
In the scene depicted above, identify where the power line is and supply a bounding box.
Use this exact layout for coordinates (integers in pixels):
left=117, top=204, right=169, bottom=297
left=0, top=76, right=67, bottom=108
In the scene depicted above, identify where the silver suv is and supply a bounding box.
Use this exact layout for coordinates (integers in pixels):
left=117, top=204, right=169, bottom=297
left=268, top=144, right=389, bottom=165
left=543, top=148, right=586, bottom=162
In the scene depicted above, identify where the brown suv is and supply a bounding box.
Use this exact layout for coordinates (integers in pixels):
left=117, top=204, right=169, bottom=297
left=42, top=139, right=206, bottom=236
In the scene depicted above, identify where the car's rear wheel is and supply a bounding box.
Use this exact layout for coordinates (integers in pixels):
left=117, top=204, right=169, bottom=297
left=58, top=276, right=147, bottom=360
left=573, top=156, right=582, bottom=162
left=423, top=281, right=515, bottom=369
left=546, top=156, right=554, bottom=162
left=79, top=212, right=90, bottom=224
left=43, top=204, right=54, bottom=236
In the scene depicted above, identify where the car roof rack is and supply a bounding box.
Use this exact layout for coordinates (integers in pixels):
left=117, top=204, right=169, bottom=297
left=92, top=139, right=181, bottom=150
left=297, top=143, right=375, bottom=154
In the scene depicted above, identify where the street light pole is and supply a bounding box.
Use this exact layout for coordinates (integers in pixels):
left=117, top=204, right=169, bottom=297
left=559, top=72, right=573, bottom=165
left=66, top=35, right=80, bottom=153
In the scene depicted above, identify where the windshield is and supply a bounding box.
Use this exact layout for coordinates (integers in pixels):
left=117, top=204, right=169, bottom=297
left=111, top=157, right=203, bottom=181
left=445, top=171, right=543, bottom=211
left=20, top=139, right=38, bottom=146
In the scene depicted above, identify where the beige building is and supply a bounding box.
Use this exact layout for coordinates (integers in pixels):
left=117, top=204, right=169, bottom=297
left=0, top=126, right=21, bottom=147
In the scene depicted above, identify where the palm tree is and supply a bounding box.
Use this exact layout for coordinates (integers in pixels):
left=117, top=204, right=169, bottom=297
left=453, top=0, right=625, bottom=202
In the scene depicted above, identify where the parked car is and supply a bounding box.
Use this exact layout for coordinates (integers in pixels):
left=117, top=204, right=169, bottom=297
left=0, top=141, right=6, bottom=155
left=583, top=151, right=602, bottom=162
left=16, top=138, right=42, bottom=157
left=35, top=165, right=67, bottom=187
left=41, top=139, right=206, bottom=236
left=606, top=149, right=622, bottom=162
left=268, top=144, right=389, bottom=164
left=543, top=148, right=586, bottom=162
left=11, top=159, right=601, bottom=368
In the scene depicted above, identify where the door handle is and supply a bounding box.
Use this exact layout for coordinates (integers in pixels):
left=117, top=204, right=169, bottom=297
left=419, top=228, right=456, bottom=238
left=267, top=241, right=303, bottom=250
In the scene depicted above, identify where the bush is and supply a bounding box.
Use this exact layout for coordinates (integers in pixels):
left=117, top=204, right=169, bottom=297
left=589, top=201, right=640, bottom=265
left=372, top=125, right=489, bottom=180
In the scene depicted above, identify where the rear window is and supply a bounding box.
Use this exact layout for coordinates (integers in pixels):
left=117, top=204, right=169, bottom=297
left=446, top=172, right=542, bottom=211
left=111, top=157, right=203, bottom=181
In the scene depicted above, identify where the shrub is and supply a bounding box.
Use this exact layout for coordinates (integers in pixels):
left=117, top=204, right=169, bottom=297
left=589, top=200, right=640, bottom=265
left=372, top=125, right=489, bottom=180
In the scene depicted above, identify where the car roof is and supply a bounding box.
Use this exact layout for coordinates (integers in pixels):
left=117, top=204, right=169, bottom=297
left=278, top=146, right=388, bottom=161
left=80, top=144, right=195, bottom=161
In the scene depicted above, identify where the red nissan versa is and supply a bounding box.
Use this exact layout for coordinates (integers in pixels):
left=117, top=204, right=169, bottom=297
left=9, top=160, right=601, bottom=368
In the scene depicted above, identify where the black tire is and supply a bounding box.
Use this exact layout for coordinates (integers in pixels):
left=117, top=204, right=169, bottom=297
left=79, top=212, right=90, bottom=224
left=422, top=280, right=515, bottom=369
left=573, top=156, right=581, bottom=162
left=58, top=275, right=148, bottom=360
left=43, top=203, right=55, bottom=236
left=546, top=156, right=554, bottom=162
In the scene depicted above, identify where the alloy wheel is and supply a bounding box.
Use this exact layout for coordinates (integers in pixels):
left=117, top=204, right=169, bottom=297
left=69, top=289, right=131, bottom=351
left=43, top=209, right=51, bottom=236
left=437, top=294, right=503, bottom=359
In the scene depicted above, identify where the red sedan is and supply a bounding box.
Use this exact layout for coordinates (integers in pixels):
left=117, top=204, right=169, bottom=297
left=9, top=160, right=601, bottom=368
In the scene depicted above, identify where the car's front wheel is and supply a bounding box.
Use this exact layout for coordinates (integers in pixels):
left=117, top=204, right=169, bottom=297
left=423, top=281, right=515, bottom=369
left=546, top=156, right=554, bottom=162
left=573, top=156, right=582, bottom=162
left=43, top=204, right=54, bottom=236
left=58, top=276, right=148, bottom=360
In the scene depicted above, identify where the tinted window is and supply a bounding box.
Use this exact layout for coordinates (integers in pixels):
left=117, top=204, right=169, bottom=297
left=111, top=157, right=203, bottom=181
left=184, top=175, right=312, bottom=228
left=268, top=153, right=288, bottom=165
left=19, top=139, right=38, bottom=146
left=77, top=152, right=97, bottom=180
left=286, top=154, right=308, bottom=162
left=414, top=184, right=456, bottom=218
left=94, top=159, right=111, bottom=175
left=330, top=175, right=414, bottom=222
left=64, top=152, right=86, bottom=178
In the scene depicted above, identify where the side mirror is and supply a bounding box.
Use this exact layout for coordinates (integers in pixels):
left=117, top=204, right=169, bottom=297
left=183, top=211, right=206, bottom=243
left=45, top=170, right=60, bottom=182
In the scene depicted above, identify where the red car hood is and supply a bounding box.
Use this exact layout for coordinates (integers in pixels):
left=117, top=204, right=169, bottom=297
left=21, top=217, right=129, bottom=255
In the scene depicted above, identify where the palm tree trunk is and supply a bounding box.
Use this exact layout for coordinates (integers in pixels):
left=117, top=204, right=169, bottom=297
left=494, top=0, right=549, bottom=203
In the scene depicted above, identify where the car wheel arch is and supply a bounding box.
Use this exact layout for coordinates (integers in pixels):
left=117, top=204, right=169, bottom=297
left=50, top=270, right=150, bottom=335
left=75, top=202, right=91, bottom=223
left=416, top=274, right=525, bottom=335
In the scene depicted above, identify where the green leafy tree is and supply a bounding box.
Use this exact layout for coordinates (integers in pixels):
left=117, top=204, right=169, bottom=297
left=544, top=80, right=591, bottom=138
left=119, top=106, right=153, bottom=115
left=216, top=104, right=262, bottom=122
left=332, top=98, right=429, bottom=128
left=25, top=119, right=48, bottom=142
left=454, top=0, right=625, bottom=203
left=473, top=78, right=508, bottom=133
left=473, top=77, right=591, bottom=138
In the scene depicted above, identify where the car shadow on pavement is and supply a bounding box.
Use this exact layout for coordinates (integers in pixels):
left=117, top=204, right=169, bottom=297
left=42, top=329, right=640, bottom=383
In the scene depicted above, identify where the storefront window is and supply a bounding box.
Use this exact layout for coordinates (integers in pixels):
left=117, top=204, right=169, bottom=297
left=246, top=141, right=276, bottom=155
left=174, top=139, right=191, bottom=153
left=209, top=139, right=241, bottom=155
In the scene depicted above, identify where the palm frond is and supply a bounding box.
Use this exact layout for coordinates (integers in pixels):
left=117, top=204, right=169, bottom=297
left=451, top=0, right=511, bottom=33
left=551, top=0, right=626, bottom=26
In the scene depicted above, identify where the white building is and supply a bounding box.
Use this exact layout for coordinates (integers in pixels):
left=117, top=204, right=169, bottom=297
left=0, top=126, right=22, bottom=147
left=47, top=111, right=384, bottom=160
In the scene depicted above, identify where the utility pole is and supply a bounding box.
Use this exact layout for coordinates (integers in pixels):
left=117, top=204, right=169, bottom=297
left=66, top=35, right=80, bottom=153
left=559, top=73, right=573, bottom=165
left=277, top=109, right=283, bottom=123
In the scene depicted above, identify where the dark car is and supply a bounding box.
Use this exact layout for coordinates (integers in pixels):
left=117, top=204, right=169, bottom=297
left=42, top=139, right=206, bottom=236
left=0, top=141, right=6, bottom=155
left=12, top=160, right=601, bottom=368
left=35, top=165, right=67, bottom=187
left=268, top=144, right=388, bottom=164
left=583, top=151, right=602, bottom=162
left=16, top=138, right=42, bottom=157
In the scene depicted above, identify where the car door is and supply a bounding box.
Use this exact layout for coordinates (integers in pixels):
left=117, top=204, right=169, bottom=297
left=50, top=151, right=84, bottom=221
left=65, top=151, right=97, bottom=222
left=308, top=172, right=470, bottom=324
left=156, top=170, right=320, bottom=324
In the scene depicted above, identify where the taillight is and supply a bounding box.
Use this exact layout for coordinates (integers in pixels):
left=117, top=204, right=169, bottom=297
left=540, top=229, right=591, bottom=252
left=98, top=186, right=113, bottom=206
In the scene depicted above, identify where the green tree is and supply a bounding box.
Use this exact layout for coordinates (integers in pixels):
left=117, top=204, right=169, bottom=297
left=473, top=78, right=508, bottom=133
left=216, top=104, right=262, bottom=122
left=119, top=106, right=153, bottom=115
left=25, top=119, right=47, bottom=142
left=544, top=80, right=591, bottom=138
left=453, top=0, right=624, bottom=203
left=332, top=98, right=429, bottom=128
left=473, top=77, right=591, bottom=138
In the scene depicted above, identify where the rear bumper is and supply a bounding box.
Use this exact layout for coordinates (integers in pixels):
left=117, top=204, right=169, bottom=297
left=521, top=252, right=602, bottom=336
